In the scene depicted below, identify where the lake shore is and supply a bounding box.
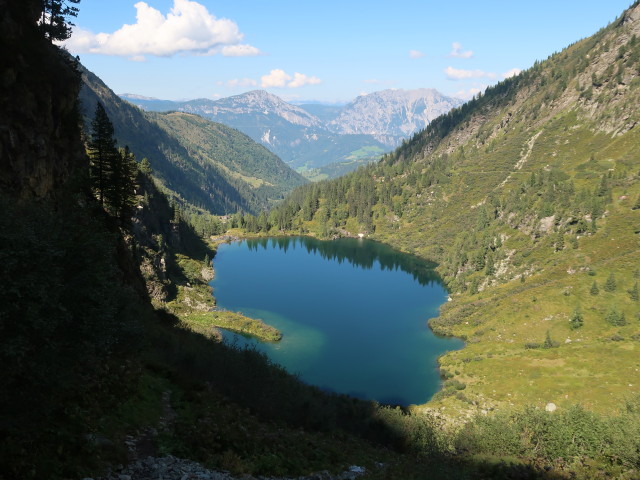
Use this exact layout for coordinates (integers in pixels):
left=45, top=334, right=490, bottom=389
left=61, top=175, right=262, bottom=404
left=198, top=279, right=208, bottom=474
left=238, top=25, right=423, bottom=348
left=210, top=235, right=460, bottom=406
left=183, top=310, right=283, bottom=343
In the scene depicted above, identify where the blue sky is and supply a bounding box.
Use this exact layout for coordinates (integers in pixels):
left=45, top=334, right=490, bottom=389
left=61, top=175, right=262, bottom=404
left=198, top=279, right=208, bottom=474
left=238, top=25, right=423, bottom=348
left=63, top=0, right=634, bottom=103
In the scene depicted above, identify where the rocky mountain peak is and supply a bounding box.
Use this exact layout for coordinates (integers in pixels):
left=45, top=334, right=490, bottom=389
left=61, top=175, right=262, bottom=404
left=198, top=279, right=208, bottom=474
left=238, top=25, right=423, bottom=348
left=327, top=88, right=464, bottom=145
left=214, top=90, right=322, bottom=128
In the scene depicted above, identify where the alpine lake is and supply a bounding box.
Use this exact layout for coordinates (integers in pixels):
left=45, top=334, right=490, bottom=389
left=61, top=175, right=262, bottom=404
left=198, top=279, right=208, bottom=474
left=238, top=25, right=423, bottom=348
left=211, top=236, right=463, bottom=406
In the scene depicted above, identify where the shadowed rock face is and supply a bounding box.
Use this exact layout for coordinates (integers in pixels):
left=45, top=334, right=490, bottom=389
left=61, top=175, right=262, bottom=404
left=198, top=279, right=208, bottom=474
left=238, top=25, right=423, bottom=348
left=0, top=0, right=86, bottom=199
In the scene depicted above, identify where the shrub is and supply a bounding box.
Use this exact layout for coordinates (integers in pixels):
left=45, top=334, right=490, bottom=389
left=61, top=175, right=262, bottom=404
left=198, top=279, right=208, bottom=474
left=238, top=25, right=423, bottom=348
left=604, top=273, right=617, bottom=292
left=605, top=308, right=626, bottom=326
left=569, top=308, right=584, bottom=329
left=543, top=330, right=558, bottom=348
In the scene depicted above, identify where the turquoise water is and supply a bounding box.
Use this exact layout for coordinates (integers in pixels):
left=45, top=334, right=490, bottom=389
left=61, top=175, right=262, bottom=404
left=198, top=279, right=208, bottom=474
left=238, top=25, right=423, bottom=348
left=211, top=236, right=462, bottom=405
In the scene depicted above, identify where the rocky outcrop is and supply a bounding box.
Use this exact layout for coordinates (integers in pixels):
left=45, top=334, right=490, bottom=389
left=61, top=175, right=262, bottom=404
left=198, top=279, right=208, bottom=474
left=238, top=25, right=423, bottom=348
left=0, top=0, right=86, bottom=199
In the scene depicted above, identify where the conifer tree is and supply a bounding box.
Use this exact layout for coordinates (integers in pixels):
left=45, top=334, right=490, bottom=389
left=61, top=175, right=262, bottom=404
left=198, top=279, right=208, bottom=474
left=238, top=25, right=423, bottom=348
left=109, top=146, right=138, bottom=224
left=543, top=330, right=555, bottom=349
left=88, top=105, right=137, bottom=223
left=139, top=158, right=152, bottom=175
left=604, top=273, right=617, bottom=292
left=628, top=282, right=639, bottom=301
left=569, top=308, right=584, bottom=329
left=605, top=308, right=626, bottom=326
left=40, top=0, right=80, bottom=42
left=88, top=103, right=118, bottom=207
left=590, top=281, right=599, bottom=295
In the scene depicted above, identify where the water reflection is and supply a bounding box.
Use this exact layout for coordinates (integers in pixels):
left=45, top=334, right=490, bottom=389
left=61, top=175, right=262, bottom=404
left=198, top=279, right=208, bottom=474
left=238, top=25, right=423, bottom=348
left=213, top=236, right=461, bottom=405
left=244, top=236, right=443, bottom=288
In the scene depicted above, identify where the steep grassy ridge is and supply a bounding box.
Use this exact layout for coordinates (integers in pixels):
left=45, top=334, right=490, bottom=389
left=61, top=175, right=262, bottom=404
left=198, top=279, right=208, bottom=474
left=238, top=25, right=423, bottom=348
left=262, top=2, right=640, bottom=417
left=78, top=64, right=306, bottom=215
left=148, top=111, right=305, bottom=205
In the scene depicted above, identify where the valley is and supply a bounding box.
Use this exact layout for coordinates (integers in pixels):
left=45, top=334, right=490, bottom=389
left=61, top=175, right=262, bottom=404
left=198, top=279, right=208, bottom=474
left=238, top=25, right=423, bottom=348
left=3, top=0, right=640, bottom=479
left=240, top=3, right=640, bottom=422
left=120, top=88, right=463, bottom=179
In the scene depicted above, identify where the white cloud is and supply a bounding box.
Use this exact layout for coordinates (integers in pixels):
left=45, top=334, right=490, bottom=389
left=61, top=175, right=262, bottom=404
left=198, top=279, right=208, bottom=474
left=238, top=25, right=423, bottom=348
left=503, top=68, right=522, bottom=79
left=260, top=69, right=321, bottom=88
left=218, top=78, right=258, bottom=88
left=409, top=49, right=425, bottom=59
left=449, top=42, right=473, bottom=59
left=445, top=66, right=497, bottom=80
left=261, top=69, right=291, bottom=88
left=288, top=72, right=321, bottom=88
left=61, top=0, right=260, bottom=59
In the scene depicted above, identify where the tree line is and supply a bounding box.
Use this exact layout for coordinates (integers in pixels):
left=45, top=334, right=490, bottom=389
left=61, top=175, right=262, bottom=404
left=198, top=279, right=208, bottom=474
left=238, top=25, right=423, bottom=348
left=88, top=103, right=138, bottom=225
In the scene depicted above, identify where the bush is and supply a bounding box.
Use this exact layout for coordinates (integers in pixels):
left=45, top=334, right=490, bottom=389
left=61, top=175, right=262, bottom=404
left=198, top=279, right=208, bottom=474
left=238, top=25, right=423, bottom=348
left=543, top=330, right=558, bottom=348
left=605, top=308, right=626, bottom=326
left=604, top=273, right=617, bottom=292
left=569, top=308, right=584, bottom=329
left=456, top=401, right=640, bottom=473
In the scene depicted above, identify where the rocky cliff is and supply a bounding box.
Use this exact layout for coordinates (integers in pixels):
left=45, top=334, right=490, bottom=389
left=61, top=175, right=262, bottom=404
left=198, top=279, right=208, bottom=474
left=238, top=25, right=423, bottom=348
left=327, top=88, right=464, bottom=146
left=0, top=0, right=86, bottom=199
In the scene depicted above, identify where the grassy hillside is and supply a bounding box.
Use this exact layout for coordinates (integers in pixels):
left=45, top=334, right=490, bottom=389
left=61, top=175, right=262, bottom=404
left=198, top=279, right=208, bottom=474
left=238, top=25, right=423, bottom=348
left=78, top=64, right=306, bottom=215
left=255, top=2, right=640, bottom=418
left=148, top=111, right=306, bottom=206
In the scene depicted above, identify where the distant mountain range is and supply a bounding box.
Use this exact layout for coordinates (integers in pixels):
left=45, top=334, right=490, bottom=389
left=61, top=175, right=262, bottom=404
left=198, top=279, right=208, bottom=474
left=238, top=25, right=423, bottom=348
left=120, top=89, right=463, bottom=179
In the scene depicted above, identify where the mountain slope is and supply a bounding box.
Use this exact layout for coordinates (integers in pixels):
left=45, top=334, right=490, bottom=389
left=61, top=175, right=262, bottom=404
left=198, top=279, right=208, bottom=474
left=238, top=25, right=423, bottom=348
left=265, top=2, right=640, bottom=416
left=327, top=88, right=464, bottom=145
left=147, top=110, right=306, bottom=205
left=120, top=88, right=465, bottom=176
left=79, top=67, right=306, bottom=214
left=128, top=90, right=388, bottom=174
left=182, top=90, right=323, bottom=128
